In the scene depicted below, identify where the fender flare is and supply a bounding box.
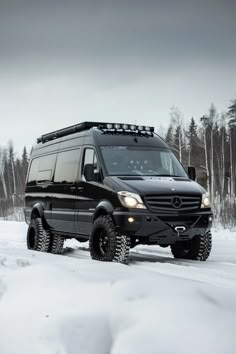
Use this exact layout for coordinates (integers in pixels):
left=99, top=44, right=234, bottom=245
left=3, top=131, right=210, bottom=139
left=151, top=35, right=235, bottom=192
left=30, top=203, right=45, bottom=221
left=93, top=200, right=114, bottom=222
left=30, top=203, right=50, bottom=229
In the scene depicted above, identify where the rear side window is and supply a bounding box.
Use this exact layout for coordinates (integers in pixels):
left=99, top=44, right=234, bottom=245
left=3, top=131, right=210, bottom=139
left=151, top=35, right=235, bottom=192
left=27, top=154, right=56, bottom=185
left=54, top=149, right=80, bottom=184
left=27, top=159, right=39, bottom=185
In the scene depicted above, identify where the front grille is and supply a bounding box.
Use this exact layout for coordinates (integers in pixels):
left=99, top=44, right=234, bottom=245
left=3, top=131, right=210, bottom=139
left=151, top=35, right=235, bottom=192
left=145, top=195, right=201, bottom=212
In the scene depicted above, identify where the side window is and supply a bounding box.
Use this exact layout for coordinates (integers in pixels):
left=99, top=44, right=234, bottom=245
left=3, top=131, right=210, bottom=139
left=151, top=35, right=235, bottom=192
left=27, top=158, right=39, bottom=185
left=27, top=154, right=56, bottom=185
left=37, top=154, right=56, bottom=183
left=54, top=149, right=80, bottom=184
left=82, top=148, right=100, bottom=182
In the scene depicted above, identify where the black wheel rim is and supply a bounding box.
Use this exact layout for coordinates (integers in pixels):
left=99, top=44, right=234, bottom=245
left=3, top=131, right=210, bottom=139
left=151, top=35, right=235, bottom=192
left=98, top=230, right=109, bottom=256
left=94, top=227, right=109, bottom=257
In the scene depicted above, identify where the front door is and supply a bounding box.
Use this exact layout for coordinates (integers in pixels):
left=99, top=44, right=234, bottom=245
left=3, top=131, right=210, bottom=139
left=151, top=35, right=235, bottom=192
left=76, top=147, right=103, bottom=235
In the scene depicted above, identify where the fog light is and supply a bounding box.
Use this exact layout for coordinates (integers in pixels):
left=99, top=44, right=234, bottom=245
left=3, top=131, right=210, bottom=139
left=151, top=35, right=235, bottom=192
left=128, top=217, right=135, bottom=223
left=209, top=216, right=213, bottom=222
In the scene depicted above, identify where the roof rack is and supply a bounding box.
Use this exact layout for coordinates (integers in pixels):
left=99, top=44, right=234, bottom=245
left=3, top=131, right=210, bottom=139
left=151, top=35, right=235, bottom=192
left=37, top=122, right=100, bottom=144
left=37, top=121, right=154, bottom=144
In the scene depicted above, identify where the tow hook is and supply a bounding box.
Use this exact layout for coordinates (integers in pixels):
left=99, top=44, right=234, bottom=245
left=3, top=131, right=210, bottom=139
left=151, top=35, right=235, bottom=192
left=174, top=226, right=186, bottom=233
left=174, top=226, right=186, bottom=237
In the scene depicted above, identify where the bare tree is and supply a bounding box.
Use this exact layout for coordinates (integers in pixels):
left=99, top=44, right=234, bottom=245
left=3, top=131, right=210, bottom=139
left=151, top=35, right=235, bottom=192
left=227, top=98, right=236, bottom=198
left=170, top=106, right=185, bottom=163
left=0, top=147, right=8, bottom=198
left=200, top=116, right=210, bottom=195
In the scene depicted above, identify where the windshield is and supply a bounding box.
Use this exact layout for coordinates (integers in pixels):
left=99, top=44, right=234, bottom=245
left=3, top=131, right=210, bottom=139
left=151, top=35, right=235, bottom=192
left=100, top=146, right=188, bottom=177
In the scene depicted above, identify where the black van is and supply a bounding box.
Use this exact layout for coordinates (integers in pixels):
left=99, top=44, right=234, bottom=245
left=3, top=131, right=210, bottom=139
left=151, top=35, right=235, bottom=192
left=24, top=122, right=212, bottom=263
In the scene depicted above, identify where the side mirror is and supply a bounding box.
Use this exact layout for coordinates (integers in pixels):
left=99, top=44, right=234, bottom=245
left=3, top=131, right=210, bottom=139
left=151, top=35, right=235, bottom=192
left=188, top=166, right=196, bottom=181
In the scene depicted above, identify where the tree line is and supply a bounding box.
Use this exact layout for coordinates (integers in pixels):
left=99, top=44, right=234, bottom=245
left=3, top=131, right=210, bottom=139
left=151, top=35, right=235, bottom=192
left=0, top=143, right=29, bottom=219
left=164, top=97, right=236, bottom=227
left=0, top=97, right=235, bottom=226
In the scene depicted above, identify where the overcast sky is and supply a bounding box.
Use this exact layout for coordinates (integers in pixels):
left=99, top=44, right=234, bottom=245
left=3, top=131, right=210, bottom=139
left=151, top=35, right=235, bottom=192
left=0, top=0, right=235, bottom=153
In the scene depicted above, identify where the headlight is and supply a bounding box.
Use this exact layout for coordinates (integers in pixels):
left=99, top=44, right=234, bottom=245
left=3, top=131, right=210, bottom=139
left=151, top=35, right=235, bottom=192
left=117, top=191, right=146, bottom=209
left=201, top=193, right=211, bottom=208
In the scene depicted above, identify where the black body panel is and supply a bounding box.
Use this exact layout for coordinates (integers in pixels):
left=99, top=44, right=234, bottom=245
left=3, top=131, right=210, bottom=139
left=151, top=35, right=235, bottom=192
left=25, top=125, right=212, bottom=246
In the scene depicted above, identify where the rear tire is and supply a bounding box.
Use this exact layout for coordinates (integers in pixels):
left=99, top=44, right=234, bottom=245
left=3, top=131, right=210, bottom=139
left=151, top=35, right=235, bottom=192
left=27, top=218, right=50, bottom=252
left=89, top=215, right=131, bottom=264
left=171, top=231, right=212, bottom=261
left=50, top=235, right=64, bottom=254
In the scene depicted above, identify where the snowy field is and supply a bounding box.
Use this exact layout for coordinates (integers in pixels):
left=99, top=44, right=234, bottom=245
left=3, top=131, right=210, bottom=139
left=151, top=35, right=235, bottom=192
left=0, top=221, right=236, bottom=354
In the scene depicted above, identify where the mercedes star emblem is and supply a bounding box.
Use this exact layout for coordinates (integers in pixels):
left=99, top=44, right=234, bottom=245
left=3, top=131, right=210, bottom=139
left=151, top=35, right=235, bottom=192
left=172, top=196, right=182, bottom=209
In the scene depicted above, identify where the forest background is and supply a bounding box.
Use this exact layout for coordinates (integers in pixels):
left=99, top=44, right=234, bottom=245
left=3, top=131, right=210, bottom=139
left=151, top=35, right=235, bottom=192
left=1, top=97, right=236, bottom=227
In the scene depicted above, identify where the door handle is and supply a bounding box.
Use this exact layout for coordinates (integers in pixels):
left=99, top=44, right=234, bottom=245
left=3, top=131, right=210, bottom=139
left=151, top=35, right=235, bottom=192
left=70, top=186, right=76, bottom=191
left=70, top=186, right=83, bottom=192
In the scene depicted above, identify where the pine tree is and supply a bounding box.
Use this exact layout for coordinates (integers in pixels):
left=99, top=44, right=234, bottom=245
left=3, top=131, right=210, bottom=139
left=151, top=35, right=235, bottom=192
left=187, top=117, right=198, bottom=165
left=8, top=141, right=16, bottom=196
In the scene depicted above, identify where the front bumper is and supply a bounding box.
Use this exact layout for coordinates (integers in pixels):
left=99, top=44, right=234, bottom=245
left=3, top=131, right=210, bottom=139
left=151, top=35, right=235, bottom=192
left=113, top=209, right=213, bottom=244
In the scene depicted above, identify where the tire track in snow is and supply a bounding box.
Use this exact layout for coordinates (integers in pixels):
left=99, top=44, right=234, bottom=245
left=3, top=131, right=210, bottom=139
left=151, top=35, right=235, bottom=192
left=128, top=250, right=236, bottom=289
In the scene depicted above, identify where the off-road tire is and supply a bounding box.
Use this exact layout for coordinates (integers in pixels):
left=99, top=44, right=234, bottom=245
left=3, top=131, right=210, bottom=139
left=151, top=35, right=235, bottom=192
left=170, top=231, right=212, bottom=261
left=50, top=235, right=64, bottom=254
left=27, top=218, right=51, bottom=252
left=89, top=215, right=131, bottom=264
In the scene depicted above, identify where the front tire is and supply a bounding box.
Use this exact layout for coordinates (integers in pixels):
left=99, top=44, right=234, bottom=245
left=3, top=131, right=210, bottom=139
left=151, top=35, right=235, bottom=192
left=27, top=218, right=50, bottom=252
left=89, top=215, right=131, bottom=264
left=171, top=231, right=212, bottom=261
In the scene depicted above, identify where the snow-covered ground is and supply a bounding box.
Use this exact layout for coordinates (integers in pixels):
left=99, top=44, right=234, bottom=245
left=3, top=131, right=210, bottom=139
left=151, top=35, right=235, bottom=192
left=0, top=221, right=236, bottom=354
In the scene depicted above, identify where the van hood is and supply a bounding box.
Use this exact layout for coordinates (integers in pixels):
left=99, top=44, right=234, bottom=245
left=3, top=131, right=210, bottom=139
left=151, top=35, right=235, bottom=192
left=104, top=176, right=205, bottom=197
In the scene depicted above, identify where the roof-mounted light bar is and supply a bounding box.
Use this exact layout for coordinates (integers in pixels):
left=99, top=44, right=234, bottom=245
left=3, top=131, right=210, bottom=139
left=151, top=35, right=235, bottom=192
left=37, top=121, right=154, bottom=144
left=102, top=123, right=154, bottom=132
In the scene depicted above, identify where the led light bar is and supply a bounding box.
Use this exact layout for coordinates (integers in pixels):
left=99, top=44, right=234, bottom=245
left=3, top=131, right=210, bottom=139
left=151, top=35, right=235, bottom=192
left=101, top=123, right=154, bottom=132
